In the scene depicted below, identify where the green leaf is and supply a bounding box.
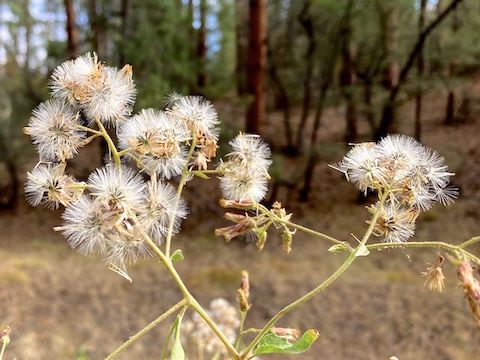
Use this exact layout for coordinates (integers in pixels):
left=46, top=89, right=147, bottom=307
left=171, top=249, right=184, bottom=263
left=170, top=316, right=185, bottom=360
left=354, top=244, right=370, bottom=257
left=253, top=329, right=319, bottom=355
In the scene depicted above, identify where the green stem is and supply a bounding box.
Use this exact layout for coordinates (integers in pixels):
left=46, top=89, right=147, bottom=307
left=234, top=311, right=248, bottom=350
left=367, top=241, right=480, bottom=264
left=0, top=340, right=6, bottom=360
left=77, top=124, right=102, bottom=135
left=257, top=204, right=348, bottom=248
left=141, top=235, right=240, bottom=359
left=95, top=118, right=121, bottom=168
left=459, top=236, right=480, bottom=249
left=105, top=299, right=187, bottom=360
left=240, top=191, right=389, bottom=359
left=165, top=137, right=197, bottom=258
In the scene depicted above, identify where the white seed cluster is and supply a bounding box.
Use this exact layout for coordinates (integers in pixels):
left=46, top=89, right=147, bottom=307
left=218, top=133, right=272, bottom=202
left=182, top=298, right=240, bottom=355
left=334, top=134, right=458, bottom=243
left=24, top=53, right=272, bottom=276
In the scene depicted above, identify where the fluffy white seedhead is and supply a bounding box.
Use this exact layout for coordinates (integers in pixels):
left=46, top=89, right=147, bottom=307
left=88, top=164, right=145, bottom=216
left=218, top=133, right=272, bottom=202
left=334, top=134, right=457, bottom=211
left=81, top=65, right=136, bottom=126
left=370, top=201, right=417, bottom=243
left=118, top=109, right=190, bottom=178
left=50, top=52, right=101, bottom=105
left=168, top=96, right=219, bottom=140
left=219, top=163, right=269, bottom=202
left=25, top=162, right=84, bottom=209
left=182, top=298, right=239, bottom=355
left=334, top=142, right=385, bottom=193
left=24, top=99, right=85, bottom=162
left=57, top=195, right=108, bottom=255
left=138, top=179, right=188, bottom=243
left=228, top=133, right=272, bottom=173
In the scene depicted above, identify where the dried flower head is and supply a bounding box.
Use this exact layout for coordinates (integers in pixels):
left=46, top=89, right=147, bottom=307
left=25, top=162, right=85, bottom=209
left=138, top=178, right=187, bottom=243
left=422, top=255, right=446, bottom=292
left=368, top=201, right=418, bottom=243
left=168, top=95, right=219, bottom=140
left=50, top=52, right=101, bottom=105
left=24, top=99, right=84, bottom=161
left=118, top=109, right=190, bottom=178
left=80, top=65, right=136, bottom=125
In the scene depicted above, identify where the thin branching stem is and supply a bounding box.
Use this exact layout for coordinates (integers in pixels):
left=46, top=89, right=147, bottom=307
left=105, top=299, right=187, bottom=360
left=367, top=241, right=480, bottom=264
left=77, top=124, right=102, bottom=135
left=165, top=137, right=197, bottom=258
left=240, top=191, right=390, bottom=359
left=95, top=118, right=121, bottom=168
left=459, top=236, right=480, bottom=249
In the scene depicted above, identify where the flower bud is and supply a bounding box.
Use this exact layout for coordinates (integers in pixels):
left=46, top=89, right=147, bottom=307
left=219, top=199, right=255, bottom=210
left=282, top=230, right=293, bottom=254
left=271, top=327, right=301, bottom=342
left=255, top=227, right=268, bottom=251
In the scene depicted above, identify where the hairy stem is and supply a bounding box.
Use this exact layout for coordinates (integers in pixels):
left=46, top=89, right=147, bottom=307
left=105, top=299, right=187, bottom=360
left=234, top=311, right=248, bottom=350
left=367, top=241, right=480, bottom=264
left=240, top=191, right=389, bottom=358
left=165, top=137, right=197, bottom=258
left=459, top=236, right=480, bottom=249
left=0, top=341, right=6, bottom=360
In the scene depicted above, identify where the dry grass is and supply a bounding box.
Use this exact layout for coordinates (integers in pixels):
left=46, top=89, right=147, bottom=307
left=2, top=83, right=480, bottom=359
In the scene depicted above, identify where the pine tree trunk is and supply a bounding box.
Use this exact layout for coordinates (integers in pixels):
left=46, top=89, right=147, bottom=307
left=235, top=0, right=248, bottom=96
left=414, top=0, right=427, bottom=140
left=64, top=0, right=78, bottom=59
left=118, top=0, right=129, bottom=65
left=196, top=0, right=207, bottom=92
left=246, top=0, right=267, bottom=134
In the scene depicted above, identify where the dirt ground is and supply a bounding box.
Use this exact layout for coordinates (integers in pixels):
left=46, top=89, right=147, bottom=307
left=1, top=84, right=480, bottom=360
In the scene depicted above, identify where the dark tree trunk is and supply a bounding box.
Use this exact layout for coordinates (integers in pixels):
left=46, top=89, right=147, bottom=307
left=235, top=0, right=248, bottom=96
left=339, top=0, right=357, bottom=143
left=445, top=90, right=455, bottom=125
left=295, top=0, right=316, bottom=151
left=118, top=0, right=129, bottom=64
left=89, top=0, right=107, bottom=58
left=196, top=0, right=207, bottom=92
left=246, top=0, right=267, bottom=134
left=64, top=0, right=79, bottom=59
left=414, top=0, right=427, bottom=141
left=268, top=46, right=294, bottom=152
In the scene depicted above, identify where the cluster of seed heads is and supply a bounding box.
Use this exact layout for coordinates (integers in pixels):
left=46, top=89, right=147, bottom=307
left=24, top=53, right=272, bottom=277
left=333, top=135, right=458, bottom=242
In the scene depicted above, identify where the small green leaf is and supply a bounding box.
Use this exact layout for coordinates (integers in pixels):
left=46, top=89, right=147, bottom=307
left=171, top=249, right=184, bottom=263
left=354, top=244, right=370, bottom=257
left=253, top=329, right=319, bottom=355
left=328, top=243, right=348, bottom=254
left=170, top=316, right=185, bottom=360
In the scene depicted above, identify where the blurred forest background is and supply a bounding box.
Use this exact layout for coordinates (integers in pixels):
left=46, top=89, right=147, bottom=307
left=1, top=0, right=480, bottom=359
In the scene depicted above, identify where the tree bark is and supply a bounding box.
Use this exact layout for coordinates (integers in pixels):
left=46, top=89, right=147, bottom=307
left=235, top=0, right=248, bottom=96
left=246, top=0, right=267, bottom=134
left=414, top=0, right=427, bottom=140
left=118, top=0, right=130, bottom=64
left=339, top=0, right=357, bottom=143
left=295, top=0, right=316, bottom=151
left=196, top=0, right=207, bottom=92
left=89, top=0, right=107, bottom=58
left=64, top=0, right=79, bottom=59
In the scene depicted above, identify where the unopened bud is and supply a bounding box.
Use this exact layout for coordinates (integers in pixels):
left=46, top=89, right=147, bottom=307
left=282, top=230, right=293, bottom=254
left=219, top=199, right=255, bottom=210
left=237, top=288, right=250, bottom=312
left=255, top=228, right=268, bottom=251
left=240, top=270, right=250, bottom=299
left=457, top=262, right=480, bottom=301
left=1, top=325, right=11, bottom=346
